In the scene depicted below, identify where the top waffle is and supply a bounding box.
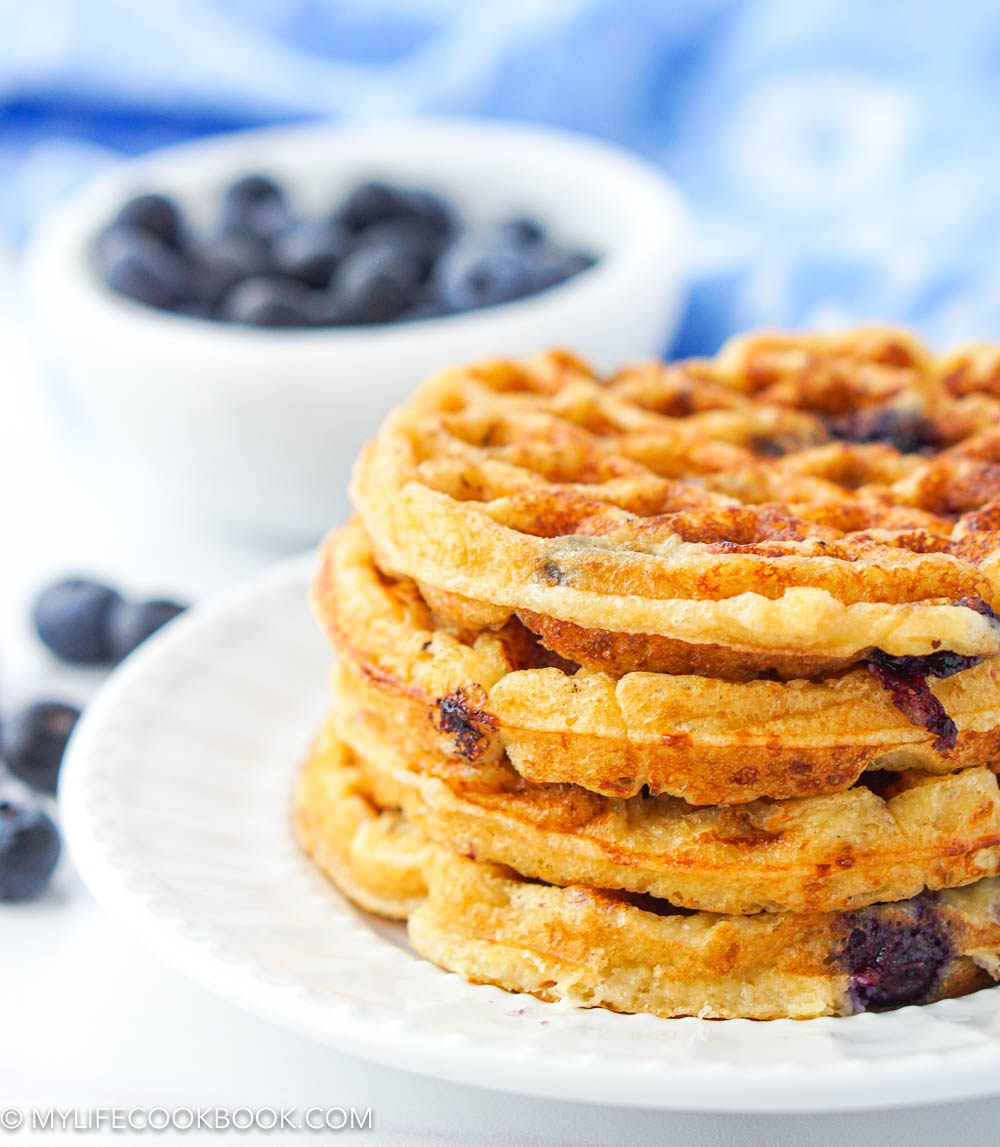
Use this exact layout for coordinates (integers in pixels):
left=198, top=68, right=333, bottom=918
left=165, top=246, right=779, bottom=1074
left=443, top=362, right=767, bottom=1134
left=353, top=329, right=1000, bottom=678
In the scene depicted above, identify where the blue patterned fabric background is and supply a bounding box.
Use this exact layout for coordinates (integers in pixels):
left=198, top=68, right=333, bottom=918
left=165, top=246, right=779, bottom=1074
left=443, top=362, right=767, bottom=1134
left=3, top=0, right=998, bottom=354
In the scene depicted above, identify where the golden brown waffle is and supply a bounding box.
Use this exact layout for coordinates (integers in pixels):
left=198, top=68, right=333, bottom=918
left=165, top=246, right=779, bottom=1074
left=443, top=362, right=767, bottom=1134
left=293, top=723, right=1000, bottom=1020
left=314, top=519, right=1000, bottom=804
left=351, top=331, right=1000, bottom=678
left=331, top=671, right=1000, bottom=915
left=294, top=722, right=431, bottom=918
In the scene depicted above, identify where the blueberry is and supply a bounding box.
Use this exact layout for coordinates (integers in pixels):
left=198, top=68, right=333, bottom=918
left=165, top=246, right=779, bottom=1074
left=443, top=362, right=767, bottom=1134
left=32, top=577, right=122, bottom=664
left=401, top=297, right=451, bottom=322
left=333, top=181, right=408, bottom=233
left=432, top=240, right=536, bottom=311
left=829, top=409, right=941, bottom=454
left=496, top=217, right=546, bottom=246
left=335, top=182, right=456, bottom=239
left=529, top=248, right=596, bottom=291
left=397, top=189, right=454, bottom=238
left=308, top=290, right=353, bottom=327
left=219, top=174, right=289, bottom=239
left=0, top=797, right=60, bottom=902
left=331, top=246, right=423, bottom=324
left=105, top=599, right=186, bottom=662
left=273, top=219, right=354, bottom=288
left=112, top=193, right=184, bottom=249
left=362, top=218, right=450, bottom=280
left=97, top=224, right=189, bottom=310
left=956, top=596, right=1000, bottom=624
left=172, top=298, right=216, bottom=319
left=192, top=231, right=273, bottom=305
left=839, top=903, right=950, bottom=1011
left=220, top=275, right=314, bottom=327
left=3, top=703, right=79, bottom=795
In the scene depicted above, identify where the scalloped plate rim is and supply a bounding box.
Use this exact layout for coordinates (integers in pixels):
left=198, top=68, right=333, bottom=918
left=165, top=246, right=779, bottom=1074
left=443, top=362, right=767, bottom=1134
left=58, top=552, right=1000, bottom=1114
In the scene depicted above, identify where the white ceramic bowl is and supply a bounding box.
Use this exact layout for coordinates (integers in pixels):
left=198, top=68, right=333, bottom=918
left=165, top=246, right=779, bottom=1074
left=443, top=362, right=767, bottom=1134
left=22, top=118, right=687, bottom=544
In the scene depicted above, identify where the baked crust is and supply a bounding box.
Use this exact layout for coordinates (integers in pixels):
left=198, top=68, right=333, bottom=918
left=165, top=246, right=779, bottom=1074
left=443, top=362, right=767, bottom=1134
left=314, top=519, right=1000, bottom=804
left=293, top=722, right=1000, bottom=1020
left=352, top=332, right=1000, bottom=674
left=330, top=672, right=1000, bottom=915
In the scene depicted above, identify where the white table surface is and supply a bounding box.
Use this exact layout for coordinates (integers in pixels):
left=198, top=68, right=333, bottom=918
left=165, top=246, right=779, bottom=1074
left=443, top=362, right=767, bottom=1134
left=5, top=265, right=1000, bottom=1145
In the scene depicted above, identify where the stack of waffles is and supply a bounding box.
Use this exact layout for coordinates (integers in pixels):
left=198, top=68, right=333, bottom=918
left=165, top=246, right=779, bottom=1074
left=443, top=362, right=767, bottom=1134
left=296, top=329, right=1000, bottom=1020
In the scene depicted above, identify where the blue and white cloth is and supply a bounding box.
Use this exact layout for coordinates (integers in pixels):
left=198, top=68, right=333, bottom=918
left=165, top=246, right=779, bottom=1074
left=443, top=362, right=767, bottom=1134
left=2, top=0, right=998, bottom=354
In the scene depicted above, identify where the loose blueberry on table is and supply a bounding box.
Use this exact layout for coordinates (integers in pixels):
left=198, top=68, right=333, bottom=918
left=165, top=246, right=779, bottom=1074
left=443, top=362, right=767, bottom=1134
left=96, top=175, right=596, bottom=326
left=33, top=576, right=186, bottom=666
left=105, top=599, right=186, bottom=663
left=0, top=795, right=61, bottom=903
left=0, top=577, right=189, bottom=907
left=32, top=578, right=123, bottom=664
left=3, top=702, right=80, bottom=795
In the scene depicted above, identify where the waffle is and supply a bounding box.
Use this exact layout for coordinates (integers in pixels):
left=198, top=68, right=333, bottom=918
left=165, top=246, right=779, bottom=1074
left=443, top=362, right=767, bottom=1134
left=314, top=519, right=1000, bottom=804
left=294, top=721, right=432, bottom=918
left=331, top=671, right=1000, bottom=914
left=351, top=332, right=1000, bottom=679
left=294, top=723, right=1000, bottom=1020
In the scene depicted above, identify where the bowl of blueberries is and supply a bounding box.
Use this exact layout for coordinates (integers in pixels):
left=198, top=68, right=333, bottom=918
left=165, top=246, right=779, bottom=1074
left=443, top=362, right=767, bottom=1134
left=23, top=118, right=687, bottom=542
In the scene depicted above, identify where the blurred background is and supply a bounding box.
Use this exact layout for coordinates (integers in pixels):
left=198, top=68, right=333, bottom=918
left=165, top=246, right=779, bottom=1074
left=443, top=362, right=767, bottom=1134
left=4, top=0, right=999, bottom=347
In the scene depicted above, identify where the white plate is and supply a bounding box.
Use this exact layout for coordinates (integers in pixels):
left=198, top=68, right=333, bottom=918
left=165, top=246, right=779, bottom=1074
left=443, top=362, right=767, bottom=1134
left=60, top=556, right=1000, bottom=1113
